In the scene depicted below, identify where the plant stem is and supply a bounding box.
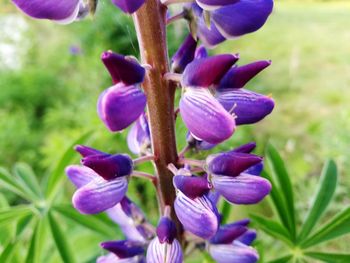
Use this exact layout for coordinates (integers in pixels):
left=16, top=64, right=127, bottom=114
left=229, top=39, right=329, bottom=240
left=133, top=155, right=155, bottom=165
left=133, top=0, right=183, bottom=239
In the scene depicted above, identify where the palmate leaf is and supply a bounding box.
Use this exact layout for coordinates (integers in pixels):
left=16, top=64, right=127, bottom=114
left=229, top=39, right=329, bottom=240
left=0, top=205, right=33, bottom=227
left=25, top=217, right=46, bottom=263
left=0, top=241, right=17, bottom=262
left=45, top=131, right=92, bottom=201
left=265, top=144, right=296, bottom=239
left=54, top=205, right=116, bottom=238
left=305, top=252, right=350, bottom=262
left=267, top=254, right=292, bottom=263
left=301, top=207, right=350, bottom=248
left=48, top=211, right=77, bottom=263
left=13, top=162, right=43, bottom=199
left=298, top=160, right=337, bottom=242
left=250, top=214, right=293, bottom=247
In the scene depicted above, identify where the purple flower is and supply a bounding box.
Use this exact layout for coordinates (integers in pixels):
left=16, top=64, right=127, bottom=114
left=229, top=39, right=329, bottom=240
left=146, top=216, right=183, bottom=263
left=187, top=133, right=217, bottom=151
left=174, top=190, right=219, bottom=239
left=100, top=240, right=145, bottom=261
left=171, top=34, right=197, bottom=73
left=12, top=0, right=83, bottom=24
left=218, top=60, right=272, bottom=89
left=196, top=16, right=226, bottom=48
left=211, top=173, right=271, bottom=204
left=194, top=45, right=208, bottom=59
left=127, top=114, right=151, bottom=155
left=216, top=89, right=275, bottom=125
left=237, top=230, right=257, bottom=246
left=111, top=0, right=145, bottom=14
left=180, top=88, right=236, bottom=144
left=173, top=174, right=211, bottom=199
left=97, top=253, right=144, bottom=263
left=196, top=0, right=239, bottom=11
left=101, top=51, right=145, bottom=86
left=97, top=83, right=147, bottom=132
left=209, top=241, right=259, bottom=263
left=210, top=219, right=250, bottom=244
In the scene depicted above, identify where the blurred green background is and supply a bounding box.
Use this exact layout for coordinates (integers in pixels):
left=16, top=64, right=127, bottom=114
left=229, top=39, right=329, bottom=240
left=0, top=0, right=349, bottom=262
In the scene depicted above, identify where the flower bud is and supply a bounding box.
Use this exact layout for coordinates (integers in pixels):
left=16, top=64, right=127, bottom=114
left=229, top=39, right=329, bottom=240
left=180, top=88, right=236, bottom=144
left=101, top=51, right=145, bottom=85
left=111, top=0, right=146, bottom=14
left=216, top=89, right=275, bottom=125
left=211, top=173, right=271, bottom=204
left=171, top=34, right=197, bottom=73
left=209, top=241, right=259, bottom=263
left=97, top=83, right=147, bottom=132
left=218, top=61, right=271, bottom=89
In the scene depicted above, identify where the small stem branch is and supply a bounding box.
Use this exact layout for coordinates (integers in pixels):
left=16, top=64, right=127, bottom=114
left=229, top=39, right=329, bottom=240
left=179, top=158, right=205, bottom=167
left=132, top=171, right=156, bottom=181
left=163, top=72, right=182, bottom=83
left=161, top=0, right=193, bottom=6
left=167, top=11, right=185, bottom=25
left=133, top=155, right=155, bottom=165
left=178, top=144, right=191, bottom=158
left=167, top=163, right=178, bottom=175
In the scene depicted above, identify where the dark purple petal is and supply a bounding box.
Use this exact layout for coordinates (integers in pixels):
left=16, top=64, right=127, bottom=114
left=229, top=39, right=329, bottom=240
left=156, top=217, right=177, bottom=244
left=146, top=238, right=183, bottom=263
left=97, top=83, right=147, bottom=132
left=75, top=144, right=104, bottom=157
left=195, top=45, right=208, bottom=59
left=219, top=61, right=271, bottom=89
left=72, top=176, right=128, bottom=214
left=244, top=162, right=264, bottom=176
left=212, top=0, right=274, bottom=39
left=231, top=142, right=256, bottom=154
left=216, top=89, right=275, bottom=125
left=180, top=88, right=236, bottom=144
left=174, top=192, right=219, bottom=239
left=111, top=0, right=145, bottom=14
left=187, top=133, right=217, bottom=151
left=173, top=175, right=211, bottom=199
left=207, top=151, right=262, bottom=177
left=101, top=240, right=144, bottom=258
left=65, top=165, right=98, bottom=188
left=12, top=0, right=80, bottom=23
left=209, top=241, right=259, bottom=263
left=210, top=221, right=248, bottom=244
left=197, top=17, right=226, bottom=48
left=211, top=173, right=271, bottom=204
left=182, top=54, right=238, bottom=88
left=171, top=34, right=197, bottom=73
left=82, top=154, right=133, bottom=180
left=127, top=114, right=151, bottom=155
left=101, top=51, right=145, bottom=85
left=196, top=0, right=239, bottom=11
left=237, top=230, right=257, bottom=246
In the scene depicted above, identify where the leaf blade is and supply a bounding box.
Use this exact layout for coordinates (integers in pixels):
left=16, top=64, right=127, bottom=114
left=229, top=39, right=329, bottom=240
left=305, top=252, right=350, bottom=263
left=13, top=162, right=43, bottom=199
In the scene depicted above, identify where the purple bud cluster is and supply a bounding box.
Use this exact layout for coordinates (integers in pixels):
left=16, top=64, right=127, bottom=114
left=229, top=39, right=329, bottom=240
left=12, top=0, right=276, bottom=262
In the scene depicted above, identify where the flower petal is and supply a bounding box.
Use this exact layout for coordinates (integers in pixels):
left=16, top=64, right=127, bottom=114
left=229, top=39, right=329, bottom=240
left=210, top=219, right=250, bottom=244
left=72, top=176, right=128, bottom=214
left=146, top=238, right=183, bottom=263
left=98, top=83, right=147, bottom=132
left=127, top=114, right=151, bottom=155
left=101, top=51, right=145, bottom=85
left=212, top=0, right=274, bottom=39
left=211, top=173, right=271, bottom=204
left=216, top=89, right=275, bottom=125
left=244, top=162, right=264, bottom=176
left=173, top=175, right=211, bottom=199
left=197, top=17, right=226, bottom=48
left=171, top=34, right=197, bottom=73
left=101, top=240, right=145, bottom=259
left=231, top=142, right=256, bottom=154
left=209, top=241, right=259, bottom=263
left=196, top=0, right=239, bottom=11
left=195, top=45, right=208, bottom=59
left=111, top=0, right=146, bottom=14
left=156, top=217, right=177, bottom=244
left=219, top=60, right=271, bottom=89
left=65, top=165, right=99, bottom=188
left=174, top=192, right=219, bottom=239
left=182, top=54, right=238, bottom=88
left=12, top=0, right=81, bottom=23
left=237, top=230, right=257, bottom=246
left=180, top=88, right=236, bottom=144
left=75, top=144, right=104, bottom=157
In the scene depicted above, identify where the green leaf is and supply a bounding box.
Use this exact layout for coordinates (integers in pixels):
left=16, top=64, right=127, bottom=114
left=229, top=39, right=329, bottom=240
left=54, top=205, right=115, bottom=238
left=0, top=167, right=33, bottom=201
left=298, top=160, right=337, bottom=241
left=301, top=207, right=350, bottom=248
left=0, top=206, right=33, bottom=227
left=266, top=144, right=296, bottom=238
left=48, top=211, right=76, bottom=263
left=220, top=200, right=232, bottom=225
left=250, top=214, right=293, bottom=247
left=267, top=255, right=292, bottom=263
left=0, top=241, right=17, bottom=262
left=16, top=214, right=33, bottom=237
left=13, top=163, right=43, bottom=199
left=305, top=252, right=350, bottom=262
left=45, top=131, right=92, bottom=201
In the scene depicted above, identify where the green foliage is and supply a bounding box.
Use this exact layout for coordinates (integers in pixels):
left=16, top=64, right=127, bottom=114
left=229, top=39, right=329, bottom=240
left=252, top=144, right=350, bottom=262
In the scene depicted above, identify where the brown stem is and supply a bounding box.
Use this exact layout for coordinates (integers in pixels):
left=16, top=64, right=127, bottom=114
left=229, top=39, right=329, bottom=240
left=133, top=0, right=183, bottom=239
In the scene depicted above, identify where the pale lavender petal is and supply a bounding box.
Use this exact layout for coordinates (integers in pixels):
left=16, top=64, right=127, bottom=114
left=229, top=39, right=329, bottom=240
left=111, top=0, right=145, bottom=14
left=209, top=241, right=259, bottom=263
left=174, top=192, right=219, bottom=239
left=72, top=176, right=128, bottom=214
left=146, top=238, right=183, bottom=263
left=65, top=165, right=99, bottom=188
left=180, top=88, right=236, bottom=144
left=196, top=0, right=239, bottom=11
left=98, top=83, right=146, bottom=132
left=197, top=17, right=226, bottom=48
left=211, top=173, right=271, bottom=204
left=127, top=114, right=150, bottom=155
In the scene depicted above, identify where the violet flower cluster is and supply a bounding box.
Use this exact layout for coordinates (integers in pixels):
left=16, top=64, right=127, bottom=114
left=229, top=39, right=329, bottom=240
left=12, top=0, right=275, bottom=262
